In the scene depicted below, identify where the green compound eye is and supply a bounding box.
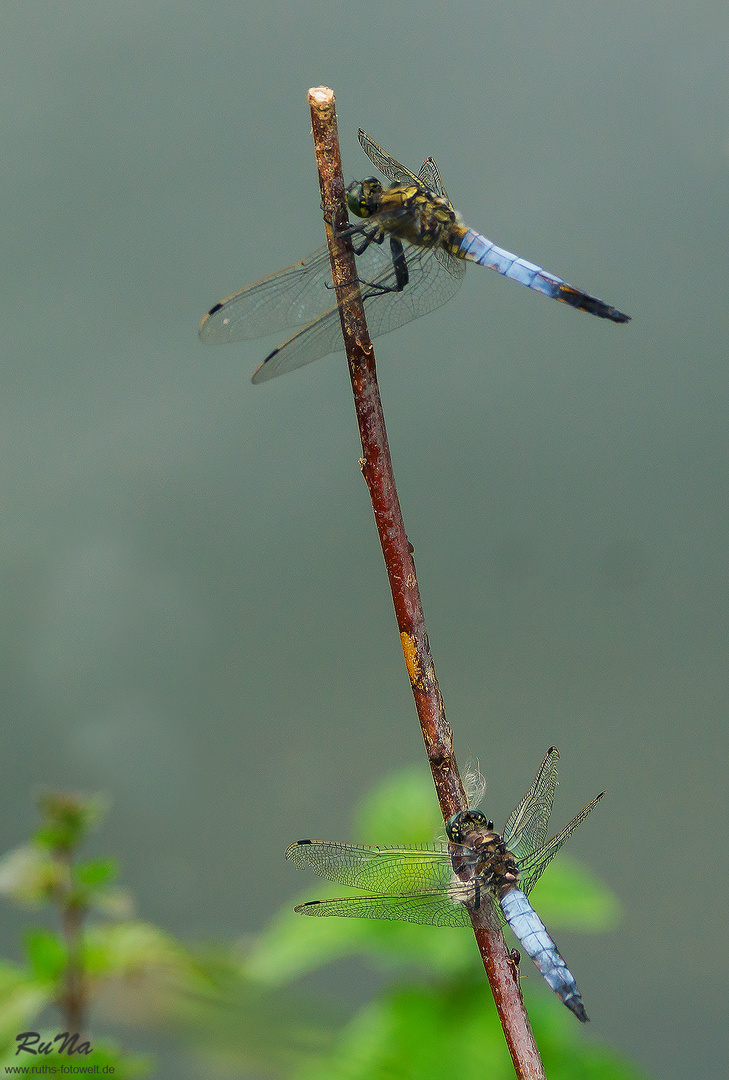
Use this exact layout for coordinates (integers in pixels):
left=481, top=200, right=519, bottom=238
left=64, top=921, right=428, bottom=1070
left=346, top=177, right=383, bottom=218
left=345, top=182, right=365, bottom=217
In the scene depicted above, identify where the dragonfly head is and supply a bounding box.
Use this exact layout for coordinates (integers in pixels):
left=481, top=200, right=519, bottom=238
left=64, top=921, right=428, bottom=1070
left=446, top=809, right=495, bottom=845
left=346, top=177, right=384, bottom=219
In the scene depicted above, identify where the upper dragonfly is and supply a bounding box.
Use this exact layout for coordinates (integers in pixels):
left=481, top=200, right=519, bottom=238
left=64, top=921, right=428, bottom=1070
left=200, top=130, right=630, bottom=383
left=287, top=747, right=604, bottom=1022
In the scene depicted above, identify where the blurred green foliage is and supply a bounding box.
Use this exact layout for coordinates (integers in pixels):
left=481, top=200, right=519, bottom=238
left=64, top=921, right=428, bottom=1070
left=0, top=792, right=176, bottom=1076
left=0, top=769, right=647, bottom=1080
left=171, top=765, right=645, bottom=1080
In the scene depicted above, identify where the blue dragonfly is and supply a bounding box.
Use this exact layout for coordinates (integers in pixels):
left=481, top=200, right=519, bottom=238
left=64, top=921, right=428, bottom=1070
left=287, top=747, right=604, bottom=1022
left=200, top=131, right=630, bottom=383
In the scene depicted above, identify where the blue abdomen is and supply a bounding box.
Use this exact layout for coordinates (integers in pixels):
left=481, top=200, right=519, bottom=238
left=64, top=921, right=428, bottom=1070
left=499, top=887, right=589, bottom=1022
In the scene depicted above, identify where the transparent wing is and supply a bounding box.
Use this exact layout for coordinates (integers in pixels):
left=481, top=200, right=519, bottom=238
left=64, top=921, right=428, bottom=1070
left=294, top=891, right=492, bottom=928
left=417, top=157, right=450, bottom=203
left=250, top=308, right=343, bottom=382
left=202, top=221, right=465, bottom=383
left=287, top=839, right=456, bottom=891
left=357, top=129, right=451, bottom=204
left=199, top=231, right=419, bottom=341
left=287, top=839, right=501, bottom=929
left=199, top=246, right=338, bottom=344
left=502, top=748, right=560, bottom=864
left=357, top=129, right=423, bottom=187
left=201, top=234, right=411, bottom=346
left=517, top=792, right=605, bottom=897
left=251, top=231, right=465, bottom=382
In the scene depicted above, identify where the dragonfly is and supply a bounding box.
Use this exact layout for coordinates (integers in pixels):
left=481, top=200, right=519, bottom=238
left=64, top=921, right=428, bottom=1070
left=200, top=130, right=629, bottom=384
left=287, top=747, right=604, bottom=1022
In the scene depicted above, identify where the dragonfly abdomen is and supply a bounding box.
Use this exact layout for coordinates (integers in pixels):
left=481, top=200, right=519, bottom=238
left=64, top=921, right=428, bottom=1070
left=499, top=887, right=589, bottom=1023
left=454, top=228, right=630, bottom=323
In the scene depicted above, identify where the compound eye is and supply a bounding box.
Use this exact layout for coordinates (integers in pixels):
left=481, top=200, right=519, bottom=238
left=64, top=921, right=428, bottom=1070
left=446, top=809, right=489, bottom=843
left=346, top=177, right=383, bottom=219
left=345, top=181, right=366, bottom=218
left=445, top=813, right=461, bottom=842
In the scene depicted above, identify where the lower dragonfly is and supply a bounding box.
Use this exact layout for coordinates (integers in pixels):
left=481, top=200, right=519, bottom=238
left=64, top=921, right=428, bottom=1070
left=287, top=747, right=604, bottom=1022
left=200, top=130, right=630, bottom=383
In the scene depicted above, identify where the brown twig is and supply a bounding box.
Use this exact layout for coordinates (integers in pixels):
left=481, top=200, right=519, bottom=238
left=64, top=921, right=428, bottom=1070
left=55, top=847, right=87, bottom=1036
left=307, top=87, right=546, bottom=1079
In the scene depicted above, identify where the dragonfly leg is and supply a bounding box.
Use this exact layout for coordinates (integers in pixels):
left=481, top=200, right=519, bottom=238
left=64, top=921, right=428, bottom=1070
left=507, top=948, right=521, bottom=985
left=358, top=237, right=409, bottom=295
left=348, top=225, right=387, bottom=256
left=320, top=207, right=376, bottom=251
left=327, top=213, right=387, bottom=252
left=321, top=204, right=351, bottom=231
left=323, top=236, right=409, bottom=298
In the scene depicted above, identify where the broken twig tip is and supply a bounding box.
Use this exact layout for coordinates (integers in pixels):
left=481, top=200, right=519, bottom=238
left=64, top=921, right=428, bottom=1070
left=308, top=86, right=334, bottom=109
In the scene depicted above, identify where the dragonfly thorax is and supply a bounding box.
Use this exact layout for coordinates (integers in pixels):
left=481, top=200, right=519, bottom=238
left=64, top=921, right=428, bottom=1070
left=447, top=810, right=520, bottom=895
left=347, top=177, right=460, bottom=248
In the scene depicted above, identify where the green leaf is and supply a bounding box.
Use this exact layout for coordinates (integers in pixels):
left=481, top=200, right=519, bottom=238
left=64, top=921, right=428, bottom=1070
left=75, top=858, right=118, bottom=888
left=293, top=982, right=513, bottom=1080
left=22, top=928, right=67, bottom=983
left=69, top=859, right=132, bottom=916
left=293, top=981, right=650, bottom=1080
left=528, top=855, right=622, bottom=932
left=354, top=765, right=442, bottom=844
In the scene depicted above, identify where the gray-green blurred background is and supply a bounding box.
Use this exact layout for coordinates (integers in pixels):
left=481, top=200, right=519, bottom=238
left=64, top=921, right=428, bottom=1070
left=1, top=2, right=726, bottom=1077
